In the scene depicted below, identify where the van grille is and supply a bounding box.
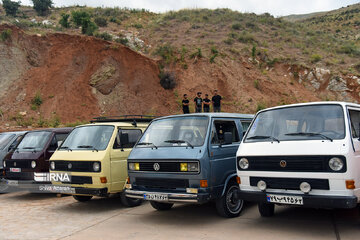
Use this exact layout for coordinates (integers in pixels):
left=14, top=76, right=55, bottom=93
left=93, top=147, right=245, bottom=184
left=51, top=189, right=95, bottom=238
left=237, top=156, right=346, bottom=173
left=51, top=161, right=101, bottom=172
left=135, top=178, right=189, bottom=189
left=6, top=160, right=31, bottom=168
left=250, top=177, right=329, bottom=190
left=139, top=162, right=180, bottom=172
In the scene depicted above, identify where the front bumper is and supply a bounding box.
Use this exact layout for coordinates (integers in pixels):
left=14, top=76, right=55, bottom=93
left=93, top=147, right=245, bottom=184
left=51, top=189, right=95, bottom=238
left=125, top=189, right=210, bottom=203
left=238, top=190, right=358, bottom=209
left=73, top=187, right=108, bottom=197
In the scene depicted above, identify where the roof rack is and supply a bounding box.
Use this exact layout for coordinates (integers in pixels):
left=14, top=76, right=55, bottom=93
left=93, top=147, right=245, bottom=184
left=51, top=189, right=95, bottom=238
left=90, top=115, right=159, bottom=126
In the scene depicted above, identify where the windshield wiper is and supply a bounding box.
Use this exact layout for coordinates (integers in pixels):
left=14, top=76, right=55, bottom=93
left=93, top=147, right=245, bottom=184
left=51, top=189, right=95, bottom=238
left=164, top=140, right=194, bottom=149
left=247, top=135, right=280, bottom=143
left=285, top=132, right=333, bottom=142
left=137, top=142, right=158, bottom=149
left=59, top=146, right=72, bottom=151
left=77, top=145, right=99, bottom=152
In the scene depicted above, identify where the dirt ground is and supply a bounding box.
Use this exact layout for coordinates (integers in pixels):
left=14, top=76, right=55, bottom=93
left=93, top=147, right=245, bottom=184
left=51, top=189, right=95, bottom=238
left=0, top=191, right=359, bottom=240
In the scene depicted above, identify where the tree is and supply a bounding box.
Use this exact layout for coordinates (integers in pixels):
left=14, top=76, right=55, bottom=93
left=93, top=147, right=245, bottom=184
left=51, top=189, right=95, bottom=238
left=59, top=13, right=70, bottom=28
left=31, top=0, right=52, bottom=16
left=2, top=0, right=21, bottom=16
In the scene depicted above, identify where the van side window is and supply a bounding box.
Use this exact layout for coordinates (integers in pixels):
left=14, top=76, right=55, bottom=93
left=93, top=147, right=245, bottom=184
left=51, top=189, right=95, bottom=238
left=349, top=110, right=360, bottom=138
left=55, top=134, right=69, bottom=147
left=49, top=135, right=58, bottom=151
left=114, top=129, right=142, bottom=149
left=211, top=120, right=239, bottom=144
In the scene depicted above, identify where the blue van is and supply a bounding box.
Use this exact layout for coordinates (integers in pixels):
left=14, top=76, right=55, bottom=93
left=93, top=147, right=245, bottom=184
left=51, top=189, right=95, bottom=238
left=125, top=113, right=253, bottom=217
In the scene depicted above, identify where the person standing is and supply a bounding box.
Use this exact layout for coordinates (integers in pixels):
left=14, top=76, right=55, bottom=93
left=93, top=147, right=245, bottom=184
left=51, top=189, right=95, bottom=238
left=212, top=90, right=222, bottom=112
left=203, top=94, right=211, bottom=112
left=182, top=94, right=190, bottom=114
left=194, top=92, right=203, bottom=113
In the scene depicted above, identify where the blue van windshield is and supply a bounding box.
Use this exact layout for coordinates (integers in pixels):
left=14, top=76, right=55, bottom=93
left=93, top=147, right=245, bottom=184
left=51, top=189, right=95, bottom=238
left=137, top=116, right=209, bottom=148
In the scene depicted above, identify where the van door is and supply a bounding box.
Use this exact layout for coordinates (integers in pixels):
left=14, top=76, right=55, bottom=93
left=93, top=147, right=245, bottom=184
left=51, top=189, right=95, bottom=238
left=110, top=128, right=142, bottom=192
left=209, top=119, right=242, bottom=195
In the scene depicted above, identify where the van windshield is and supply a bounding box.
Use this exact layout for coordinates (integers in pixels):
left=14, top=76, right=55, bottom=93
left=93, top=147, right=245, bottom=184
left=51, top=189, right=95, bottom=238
left=17, top=131, right=52, bottom=152
left=245, top=104, right=345, bottom=142
left=60, top=125, right=114, bottom=151
left=137, top=116, right=209, bottom=148
left=0, top=134, right=15, bottom=150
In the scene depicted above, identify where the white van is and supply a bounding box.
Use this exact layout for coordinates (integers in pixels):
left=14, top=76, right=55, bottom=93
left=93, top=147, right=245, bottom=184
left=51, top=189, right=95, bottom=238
left=236, top=102, right=360, bottom=217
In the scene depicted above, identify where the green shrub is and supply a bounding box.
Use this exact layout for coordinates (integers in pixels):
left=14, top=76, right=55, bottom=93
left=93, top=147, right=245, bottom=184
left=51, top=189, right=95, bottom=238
left=154, top=44, right=176, bottom=64
left=71, top=10, right=90, bottom=27
left=82, top=19, right=98, bottom=36
left=251, top=45, right=257, bottom=60
left=2, top=0, right=21, bottom=16
left=232, top=23, right=241, bottom=30
left=115, top=37, right=129, bottom=45
left=94, top=17, right=108, bottom=27
left=159, top=71, right=176, bottom=90
left=132, top=23, right=143, bottom=29
left=310, top=54, right=322, bottom=63
left=337, top=44, right=360, bottom=56
left=59, top=13, right=70, bottom=28
left=190, top=48, right=202, bottom=59
left=254, top=79, right=260, bottom=89
left=95, top=32, right=113, bottom=41
left=211, top=46, right=218, bottom=54
left=238, top=31, right=255, bottom=43
left=210, top=53, right=218, bottom=63
left=32, top=0, right=53, bottom=16
left=0, top=29, right=12, bottom=41
left=224, top=38, right=234, bottom=45
left=31, top=92, right=43, bottom=110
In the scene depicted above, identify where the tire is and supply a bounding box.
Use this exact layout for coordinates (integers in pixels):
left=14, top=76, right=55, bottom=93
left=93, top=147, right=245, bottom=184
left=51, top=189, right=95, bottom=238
left=258, top=202, right=275, bottom=217
left=150, top=201, right=174, bottom=211
left=73, top=195, right=93, bottom=202
left=120, top=192, right=143, bottom=207
left=215, top=183, right=244, bottom=218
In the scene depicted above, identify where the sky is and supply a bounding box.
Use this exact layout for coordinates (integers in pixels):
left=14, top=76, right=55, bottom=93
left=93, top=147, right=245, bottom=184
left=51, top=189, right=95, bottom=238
left=19, top=0, right=360, bottom=16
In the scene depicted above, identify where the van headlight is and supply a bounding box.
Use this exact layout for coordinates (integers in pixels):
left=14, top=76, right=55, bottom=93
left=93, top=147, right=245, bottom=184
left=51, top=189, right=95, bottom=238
left=50, top=162, right=55, bottom=170
left=329, top=157, right=343, bottom=171
left=238, top=158, right=249, bottom=170
left=93, top=162, right=101, bottom=172
left=3, top=161, right=6, bottom=168
left=180, top=162, right=199, bottom=172
left=129, top=163, right=140, bottom=171
left=31, top=161, right=36, bottom=169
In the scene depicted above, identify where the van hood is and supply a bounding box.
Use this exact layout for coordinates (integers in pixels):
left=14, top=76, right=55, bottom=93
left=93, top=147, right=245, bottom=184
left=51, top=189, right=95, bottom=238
left=237, top=139, right=349, bottom=156
left=50, top=150, right=107, bottom=161
left=129, top=147, right=204, bottom=160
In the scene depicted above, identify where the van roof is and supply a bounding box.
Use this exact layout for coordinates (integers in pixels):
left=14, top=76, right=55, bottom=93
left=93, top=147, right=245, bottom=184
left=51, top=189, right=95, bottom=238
left=0, top=131, right=27, bottom=135
left=257, top=101, right=360, bottom=113
left=154, top=113, right=254, bottom=121
left=29, top=127, right=73, bottom=134
left=78, top=121, right=149, bottom=128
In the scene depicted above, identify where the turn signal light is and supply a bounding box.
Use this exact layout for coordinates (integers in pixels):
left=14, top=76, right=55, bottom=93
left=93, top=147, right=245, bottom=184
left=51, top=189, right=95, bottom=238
left=100, top=177, right=107, bottom=183
left=127, top=177, right=130, bottom=184
left=200, top=180, right=208, bottom=188
left=346, top=180, right=355, bottom=189
left=236, top=176, right=241, bottom=184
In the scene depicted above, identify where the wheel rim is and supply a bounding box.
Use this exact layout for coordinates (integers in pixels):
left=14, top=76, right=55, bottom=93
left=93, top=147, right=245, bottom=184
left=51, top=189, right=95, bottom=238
left=226, top=185, right=243, bottom=214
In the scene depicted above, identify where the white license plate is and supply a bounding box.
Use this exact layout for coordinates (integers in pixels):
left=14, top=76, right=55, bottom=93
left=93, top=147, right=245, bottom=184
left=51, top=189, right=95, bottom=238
left=266, top=194, right=303, bottom=205
left=144, top=193, right=168, bottom=201
left=10, top=168, right=21, bottom=173
left=7, top=180, right=19, bottom=186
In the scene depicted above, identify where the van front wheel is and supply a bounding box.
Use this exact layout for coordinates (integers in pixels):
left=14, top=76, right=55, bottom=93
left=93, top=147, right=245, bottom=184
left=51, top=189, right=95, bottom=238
left=120, top=192, right=143, bottom=207
left=73, top=195, right=93, bottom=202
left=216, top=183, right=244, bottom=218
left=258, top=202, right=274, bottom=217
left=150, top=201, right=173, bottom=211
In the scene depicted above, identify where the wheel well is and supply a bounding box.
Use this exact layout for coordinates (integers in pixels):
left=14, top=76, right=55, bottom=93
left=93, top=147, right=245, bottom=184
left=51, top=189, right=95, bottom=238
left=221, top=174, right=238, bottom=197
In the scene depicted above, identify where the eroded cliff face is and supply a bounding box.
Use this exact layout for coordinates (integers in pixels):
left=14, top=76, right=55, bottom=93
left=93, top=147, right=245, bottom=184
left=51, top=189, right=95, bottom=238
left=0, top=24, right=359, bottom=128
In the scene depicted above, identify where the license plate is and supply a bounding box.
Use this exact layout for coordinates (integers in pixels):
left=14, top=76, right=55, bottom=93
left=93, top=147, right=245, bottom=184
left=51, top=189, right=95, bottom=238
left=10, top=168, right=21, bottom=173
left=7, top=180, right=18, bottom=186
left=266, top=194, right=303, bottom=205
left=144, top=193, right=168, bottom=201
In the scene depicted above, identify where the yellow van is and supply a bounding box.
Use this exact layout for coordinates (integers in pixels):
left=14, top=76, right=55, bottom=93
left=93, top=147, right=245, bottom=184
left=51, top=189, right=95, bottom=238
left=49, top=116, right=152, bottom=206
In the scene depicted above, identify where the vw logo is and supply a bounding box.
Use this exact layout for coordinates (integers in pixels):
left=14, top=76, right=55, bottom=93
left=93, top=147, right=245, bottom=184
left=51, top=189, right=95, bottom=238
left=280, top=160, right=287, bottom=168
left=153, top=163, right=160, bottom=171
left=68, top=163, right=72, bottom=169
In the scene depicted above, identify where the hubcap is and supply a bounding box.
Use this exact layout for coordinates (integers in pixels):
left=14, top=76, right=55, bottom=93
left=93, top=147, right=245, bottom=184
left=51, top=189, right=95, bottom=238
left=226, top=186, right=243, bottom=214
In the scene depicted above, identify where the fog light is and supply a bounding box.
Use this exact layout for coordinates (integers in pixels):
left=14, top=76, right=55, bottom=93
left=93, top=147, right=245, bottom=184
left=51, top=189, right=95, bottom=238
left=180, top=163, right=188, bottom=171
left=300, top=182, right=311, bottom=193
left=257, top=180, right=267, bottom=191
left=31, top=161, right=36, bottom=169
left=186, top=188, right=198, bottom=194
left=50, top=161, right=55, bottom=170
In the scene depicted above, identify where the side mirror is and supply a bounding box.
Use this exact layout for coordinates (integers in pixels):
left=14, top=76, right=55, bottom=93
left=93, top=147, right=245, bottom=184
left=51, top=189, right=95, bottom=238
left=120, top=133, right=129, bottom=147
left=223, top=132, right=233, bottom=145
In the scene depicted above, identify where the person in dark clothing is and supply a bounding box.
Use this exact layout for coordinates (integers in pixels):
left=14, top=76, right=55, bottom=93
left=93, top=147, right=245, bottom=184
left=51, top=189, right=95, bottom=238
left=212, top=90, right=222, bottom=112
left=203, top=94, right=211, bottom=112
left=194, top=92, right=203, bottom=113
left=182, top=94, right=190, bottom=114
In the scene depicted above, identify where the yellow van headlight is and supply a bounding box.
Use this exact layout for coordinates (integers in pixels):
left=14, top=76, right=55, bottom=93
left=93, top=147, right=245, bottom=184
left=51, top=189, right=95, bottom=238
left=180, top=162, right=199, bottom=172
left=129, top=163, right=140, bottom=171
